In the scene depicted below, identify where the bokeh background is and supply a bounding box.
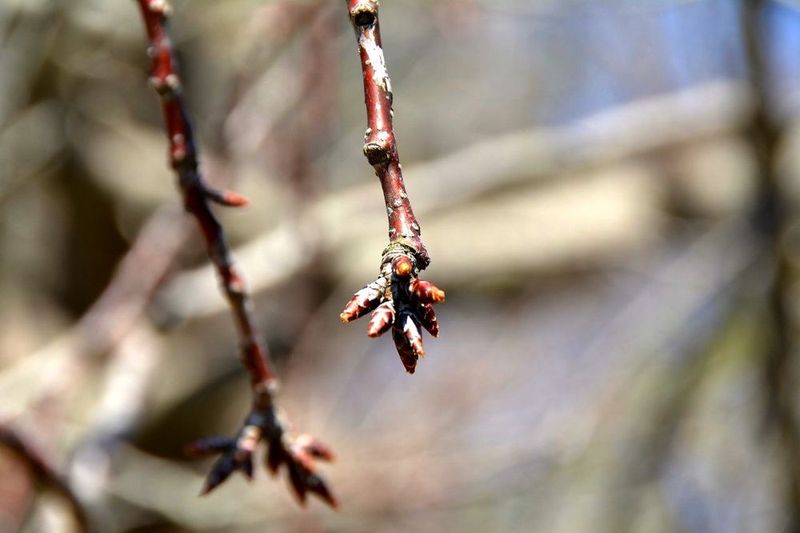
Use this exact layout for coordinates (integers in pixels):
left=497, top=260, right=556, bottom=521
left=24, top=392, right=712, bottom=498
left=1, top=0, right=800, bottom=531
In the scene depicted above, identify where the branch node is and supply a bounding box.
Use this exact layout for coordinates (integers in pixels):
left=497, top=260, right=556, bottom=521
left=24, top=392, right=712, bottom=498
left=147, top=0, right=173, bottom=17
left=363, top=133, right=392, bottom=165
left=349, top=1, right=378, bottom=27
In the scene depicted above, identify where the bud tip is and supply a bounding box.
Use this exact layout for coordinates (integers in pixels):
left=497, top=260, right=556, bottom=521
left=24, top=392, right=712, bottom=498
left=392, top=256, right=413, bottom=277
left=225, top=192, right=250, bottom=207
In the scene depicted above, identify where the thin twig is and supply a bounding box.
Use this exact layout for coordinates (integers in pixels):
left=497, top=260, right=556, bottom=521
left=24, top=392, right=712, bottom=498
left=342, top=0, right=446, bottom=374
left=135, top=0, right=335, bottom=506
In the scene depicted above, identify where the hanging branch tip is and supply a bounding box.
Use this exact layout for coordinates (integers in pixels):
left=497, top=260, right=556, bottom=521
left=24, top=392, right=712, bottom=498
left=137, top=0, right=334, bottom=507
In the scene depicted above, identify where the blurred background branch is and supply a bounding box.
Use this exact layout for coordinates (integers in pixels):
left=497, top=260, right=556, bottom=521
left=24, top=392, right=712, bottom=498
left=1, top=0, right=800, bottom=531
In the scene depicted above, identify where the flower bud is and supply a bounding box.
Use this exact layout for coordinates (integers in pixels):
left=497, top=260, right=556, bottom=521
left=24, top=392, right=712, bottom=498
left=403, top=316, right=425, bottom=358
left=367, top=301, right=395, bottom=337
left=340, top=283, right=383, bottom=322
left=418, top=303, right=440, bottom=337
left=392, top=255, right=414, bottom=277
left=409, top=279, right=445, bottom=304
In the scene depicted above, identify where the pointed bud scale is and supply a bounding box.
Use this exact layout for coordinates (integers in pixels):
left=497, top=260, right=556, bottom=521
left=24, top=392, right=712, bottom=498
left=403, top=316, right=425, bottom=358
left=418, top=303, right=440, bottom=337
left=201, top=455, right=237, bottom=495
left=392, top=255, right=414, bottom=277
left=289, top=446, right=316, bottom=472
left=409, top=279, right=446, bottom=304
left=392, top=325, right=418, bottom=374
left=340, top=283, right=384, bottom=323
left=295, top=434, right=336, bottom=462
left=266, top=440, right=285, bottom=475
left=288, top=464, right=309, bottom=505
left=307, top=473, right=338, bottom=508
left=367, top=301, right=395, bottom=337
left=241, top=456, right=255, bottom=481
left=203, top=186, right=250, bottom=207
left=222, top=191, right=250, bottom=207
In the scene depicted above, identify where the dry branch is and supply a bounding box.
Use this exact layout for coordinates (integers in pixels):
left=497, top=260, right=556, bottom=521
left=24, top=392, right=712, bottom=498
left=135, top=0, right=334, bottom=506
left=0, top=426, right=88, bottom=532
left=342, top=0, right=445, bottom=373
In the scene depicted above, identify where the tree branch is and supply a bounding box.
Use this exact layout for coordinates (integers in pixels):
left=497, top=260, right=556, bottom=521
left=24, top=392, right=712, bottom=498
left=135, top=0, right=335, bottom=507
left=342, top=0, right=445, bottom=374
left=742, top=1, right=800, bottom=528
left=0, top=426, right=88, bottom=532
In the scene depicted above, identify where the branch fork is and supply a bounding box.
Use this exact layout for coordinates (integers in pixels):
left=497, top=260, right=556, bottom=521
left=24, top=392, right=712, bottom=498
left=341, top=0, right=445, bottom=373
left=136, top=0, right=334, bottom=506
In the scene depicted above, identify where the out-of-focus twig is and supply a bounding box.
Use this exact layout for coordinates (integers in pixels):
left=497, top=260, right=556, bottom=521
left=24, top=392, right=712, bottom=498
left=135, top=0, right=335, bottom=505
left=68, top=324, right=161, bottom=527
left=227, top=2, right=338, bottom=154
left=0, top=206, right=188, bottom=532
left=742, top=2, right=800, bottom=529
left=0, top=206, right=188, bottom=421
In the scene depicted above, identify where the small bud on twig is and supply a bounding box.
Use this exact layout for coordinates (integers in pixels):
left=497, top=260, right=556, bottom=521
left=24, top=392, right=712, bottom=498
left=340, top=277, right=387, bottom=323
left=392, top=255, right=414, bottom=277
left=203, top=187, right=250, bottom=207
left=410, top=279, right=446, bottom=304
left=403, top=315, right=425, bottom=358
left=367, top=301, right=395, bottom=337
left=418, top=303, right=440, bottom=338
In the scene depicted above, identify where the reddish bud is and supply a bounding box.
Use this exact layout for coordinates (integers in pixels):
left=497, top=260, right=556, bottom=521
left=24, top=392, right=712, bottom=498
left=392, top=256, right=414, bottom=277
left=418, top=303, right=440, bottom=337
left=409, top=279, right=446, bottom=304
left=296, top=434, right=335, bottom=462
left=307, top=473, right=338, bottom=508
left=392, top=325, right=418, bottom=374
left=221, top=191, right=250, bottom=207
left=367, top=301, right=395, bottom=337
left=171, top=145, right=187, bottom=162
left=262, top=434, right=337, bottom=508
left=403, top=316, right=425, bottom=358
left=205, top=187, right=250, bottom=207
left=288, top=463, right=308, bottom=505
left=290, top=447, right=316, bottom=473
left=340, top=284, right=383, bottom=323
left=200, top=455, right=237, bottom=496
left=266, top=441, right=285, bottom=475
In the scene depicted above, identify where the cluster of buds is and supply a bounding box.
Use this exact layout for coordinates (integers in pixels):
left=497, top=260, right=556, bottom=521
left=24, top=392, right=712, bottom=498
left=186, top=412, right=336, bottom=507
left=341, top=254, right=445, bottom=373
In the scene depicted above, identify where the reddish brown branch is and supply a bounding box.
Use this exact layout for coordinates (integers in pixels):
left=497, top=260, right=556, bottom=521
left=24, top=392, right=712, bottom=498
left=135, top=0, right=334, bottom=507
left=342, top=0, right=445, bottom=373
left=0, top=426, right=88, bottom=532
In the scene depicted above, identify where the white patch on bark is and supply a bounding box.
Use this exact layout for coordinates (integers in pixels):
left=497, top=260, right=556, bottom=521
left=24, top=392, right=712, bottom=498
left=360, top=35, right=391, bottom=93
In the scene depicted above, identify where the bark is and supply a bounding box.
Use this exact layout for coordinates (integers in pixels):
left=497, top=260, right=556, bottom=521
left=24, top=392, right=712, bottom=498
left=136, top=0, right=335, bottom=507
left=342, top=0, right=445, bottom=373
